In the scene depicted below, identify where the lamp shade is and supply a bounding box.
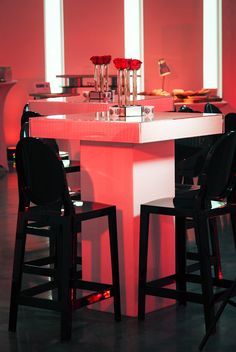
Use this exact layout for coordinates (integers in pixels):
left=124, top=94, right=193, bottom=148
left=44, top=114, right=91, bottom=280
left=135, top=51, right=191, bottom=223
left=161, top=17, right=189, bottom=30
left=158, top=59, right=171, bottom=76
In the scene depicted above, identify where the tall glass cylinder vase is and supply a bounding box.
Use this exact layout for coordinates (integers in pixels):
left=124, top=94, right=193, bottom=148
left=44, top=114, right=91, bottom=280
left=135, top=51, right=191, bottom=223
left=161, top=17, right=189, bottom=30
left=94, top=65, right=99, bottom=91
left=104, top=64, right=109, bottom=92
left=117, top=69, right=123, bottom=106
left=132, top=70, right=137, bottom=104
left=123, top=69, right=130, bottom=106
left=99, top=64, right=104, bottom=92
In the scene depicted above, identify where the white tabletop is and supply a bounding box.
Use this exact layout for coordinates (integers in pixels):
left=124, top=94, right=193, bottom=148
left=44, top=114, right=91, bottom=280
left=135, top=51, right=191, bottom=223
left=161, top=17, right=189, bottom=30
left=30, top=111, right=224, bottom=144
left=29, top=95, right=174, bottom=116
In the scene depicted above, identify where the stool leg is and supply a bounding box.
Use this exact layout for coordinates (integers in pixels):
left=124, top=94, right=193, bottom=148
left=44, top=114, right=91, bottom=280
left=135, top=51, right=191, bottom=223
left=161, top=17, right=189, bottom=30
left=209, top=217, right=222, bottom=279
left=175, top=216, right=187, bottom=305
left=49, top=227, right=58, bottom=301
left=138, top=206, right=150, bottom=320
left=230, top=212, right=236, bottom=250
left=9, top=214, right=27, bottom=332
left=195, top=213, right=215, bottom=332
left=70, top=222, right=82, bottom=301
left=108, top=207, right=121, bottom=321
left=58, top=219, right=73, bottom=341
left=199, top=278, right=236, bottom=350
left=49, top=228, right=56, bottom=258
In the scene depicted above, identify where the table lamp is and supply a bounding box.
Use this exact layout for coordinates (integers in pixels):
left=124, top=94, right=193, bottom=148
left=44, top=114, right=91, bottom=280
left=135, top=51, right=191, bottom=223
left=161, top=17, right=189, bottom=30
left=158, top=59, right=171, bottom=91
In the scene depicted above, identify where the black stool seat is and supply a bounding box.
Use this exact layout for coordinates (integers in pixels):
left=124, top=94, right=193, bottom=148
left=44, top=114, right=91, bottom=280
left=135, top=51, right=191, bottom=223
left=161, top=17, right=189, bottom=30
left=138, top=131, right=236, bottom=339
left=8, top=137, right=121, bottom=341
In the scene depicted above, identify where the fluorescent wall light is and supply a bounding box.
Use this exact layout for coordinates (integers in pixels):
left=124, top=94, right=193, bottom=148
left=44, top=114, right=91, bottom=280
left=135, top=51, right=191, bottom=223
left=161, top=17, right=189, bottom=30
left=124, top=0, right=144, bottom=92
left=203, top=0, right=222, bottom=96
left=44, top=0, right=64, bottom=93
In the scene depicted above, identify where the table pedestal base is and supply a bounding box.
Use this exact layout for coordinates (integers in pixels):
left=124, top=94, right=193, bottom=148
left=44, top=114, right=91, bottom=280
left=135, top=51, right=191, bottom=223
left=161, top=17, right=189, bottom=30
left=80, top=140, right=175, bottom=316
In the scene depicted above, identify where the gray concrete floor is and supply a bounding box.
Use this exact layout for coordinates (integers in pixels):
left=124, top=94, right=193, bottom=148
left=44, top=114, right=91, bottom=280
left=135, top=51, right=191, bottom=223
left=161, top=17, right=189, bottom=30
left=0, top=170, right=236, bottom=352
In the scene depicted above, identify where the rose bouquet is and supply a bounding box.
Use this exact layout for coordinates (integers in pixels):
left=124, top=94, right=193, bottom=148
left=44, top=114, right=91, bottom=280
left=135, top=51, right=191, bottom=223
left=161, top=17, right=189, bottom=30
left=90, top=55, right=112, bottom=92
left=129, top=59, right=142, bottom=103
left=113, top=58, right=142, bottom=106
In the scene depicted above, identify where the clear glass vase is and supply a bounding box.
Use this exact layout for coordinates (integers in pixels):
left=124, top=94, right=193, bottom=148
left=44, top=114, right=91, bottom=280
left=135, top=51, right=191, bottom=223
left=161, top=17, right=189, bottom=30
left=117, top=69, right=123, bottom=106
left=104, top=64, right=109, bottom=92
left=94, top=65, right=99, bottom=91
left=99, top=64, right=104, bottom=92
left=132, top=70, right=137, bottom=104
left=124, top=69, right=130, bottom=106
left=117, top=69, right=130, bottom=107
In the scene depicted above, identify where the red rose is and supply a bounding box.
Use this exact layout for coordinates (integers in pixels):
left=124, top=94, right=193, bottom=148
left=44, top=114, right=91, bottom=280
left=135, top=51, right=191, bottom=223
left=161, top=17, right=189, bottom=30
left=97, top=56, right=104, bottom=65
left=90, top=55, right=112, bottom=65
left=113, top=58, right=130, bottom=70
left=90, top=56, right=100, bottom=65
left=102, top=55, right=112, bottom=64
left=129, top=59, right=142, bottom=70
left=127, top=58, right=132, bottom=68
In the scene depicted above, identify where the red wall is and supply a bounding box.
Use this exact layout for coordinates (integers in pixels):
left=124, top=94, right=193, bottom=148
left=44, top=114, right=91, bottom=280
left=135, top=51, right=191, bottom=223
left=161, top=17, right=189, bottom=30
left=144, top=0, right=203, bottom=93
left=0, top=0, right=45, bottom=145
left=1, top=0, right=236, bottom=147
left=63, top=0, right=124, bottom=76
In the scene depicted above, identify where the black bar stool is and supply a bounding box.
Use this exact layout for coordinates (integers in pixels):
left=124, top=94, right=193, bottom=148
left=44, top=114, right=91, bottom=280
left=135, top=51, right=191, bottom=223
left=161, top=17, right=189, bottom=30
left=138, top=131, right=236, bottom=335
left=9, top=137, right=121, bottom=341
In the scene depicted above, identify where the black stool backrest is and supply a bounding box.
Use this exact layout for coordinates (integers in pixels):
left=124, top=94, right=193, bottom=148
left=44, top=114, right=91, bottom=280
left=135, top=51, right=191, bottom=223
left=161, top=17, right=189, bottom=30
left=20, top=110, right=60, bottom=155
left=21, top=110, right=41, bottom=127
left=20, top=110, right=41, bottom=140
left=204, top=103, right=222, bottom=114
left=16, top=137, right=73, bottom=214
left=199, top=131, right=236, bottom=200
left=225, top=113, right=236, bottom=133
left=178, top=105, right=195, bottom=113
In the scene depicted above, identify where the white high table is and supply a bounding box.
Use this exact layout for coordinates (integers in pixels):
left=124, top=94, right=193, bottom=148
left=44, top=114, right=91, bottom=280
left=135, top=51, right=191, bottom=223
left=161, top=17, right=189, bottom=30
left=30, top=111, right=224, bottom=317
left=28, top=94, right=174, bottom=164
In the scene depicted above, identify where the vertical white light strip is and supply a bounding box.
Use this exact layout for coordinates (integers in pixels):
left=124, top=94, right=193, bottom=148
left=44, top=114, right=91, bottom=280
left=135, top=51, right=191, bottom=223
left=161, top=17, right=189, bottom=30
left=217, top=0, right=222, bottom=98
left=124, top=0, right=144, bottom=91
left=44, top=0, right=64, bottom=93
left=203, top=0, right=222, bottom=96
